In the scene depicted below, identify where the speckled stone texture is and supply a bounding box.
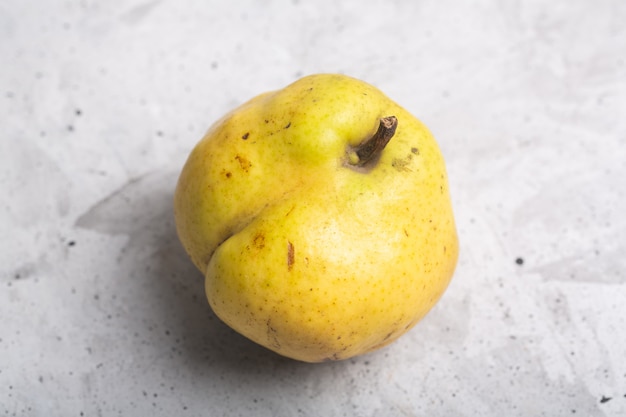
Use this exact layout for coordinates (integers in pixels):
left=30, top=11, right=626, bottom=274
left=1, top=1, right=625, bottom=416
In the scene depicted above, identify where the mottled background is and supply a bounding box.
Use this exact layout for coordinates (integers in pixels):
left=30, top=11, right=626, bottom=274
left=1, top=0, right=625, bottom=416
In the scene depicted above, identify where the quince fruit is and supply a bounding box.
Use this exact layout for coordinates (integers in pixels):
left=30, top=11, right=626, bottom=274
left=174, top=74, right=458, bottom=362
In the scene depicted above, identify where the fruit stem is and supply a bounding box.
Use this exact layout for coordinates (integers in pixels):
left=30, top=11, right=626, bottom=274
left=349, top=116, right=398, bottom=167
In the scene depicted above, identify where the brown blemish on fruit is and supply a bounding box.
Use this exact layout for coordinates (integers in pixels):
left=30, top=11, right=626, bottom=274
left=287, top=241, right=295, bottom=271
left=266, top=319, right=281, bottom=350
left=392, top=156, right=412, bottom=172
left=242, top=132, right=249, bottom=140
left=284, top=122, right=291, bottom=129
left=252, top=233, right=265, bottom=249
left=411, top=147, right=419, bottom=155
left=285, top=205, right=296, bottom=217
left=235, top=155, right=251, bottom=172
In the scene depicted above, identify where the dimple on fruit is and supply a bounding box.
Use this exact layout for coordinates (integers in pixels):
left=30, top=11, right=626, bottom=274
left=174, top=73, right=459, bottom=362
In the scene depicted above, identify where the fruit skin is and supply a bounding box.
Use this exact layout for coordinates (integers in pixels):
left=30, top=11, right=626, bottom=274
left=174, top=74, right=458, bottom=363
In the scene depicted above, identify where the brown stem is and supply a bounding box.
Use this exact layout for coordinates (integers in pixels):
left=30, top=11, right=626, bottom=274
left=349, top=116, right=398, bottom=167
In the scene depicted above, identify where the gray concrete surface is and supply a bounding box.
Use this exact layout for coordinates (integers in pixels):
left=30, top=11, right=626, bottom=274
left=1, top=1, right=625, bottom=415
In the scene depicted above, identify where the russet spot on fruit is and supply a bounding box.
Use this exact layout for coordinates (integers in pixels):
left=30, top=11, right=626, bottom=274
left=174, top=73, right=459, bottom=362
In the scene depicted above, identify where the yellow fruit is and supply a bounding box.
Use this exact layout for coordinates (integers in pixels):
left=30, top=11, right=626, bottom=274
left=174, top=74, right=458, bottom=362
